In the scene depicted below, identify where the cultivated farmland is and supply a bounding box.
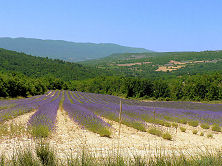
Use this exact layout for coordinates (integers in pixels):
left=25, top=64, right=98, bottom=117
left=0, top=90, right=222, bottom=163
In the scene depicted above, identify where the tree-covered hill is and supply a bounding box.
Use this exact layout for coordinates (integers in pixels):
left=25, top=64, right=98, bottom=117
left=1, top=48, right=222, bottom=102
left=0, top=37, right=151, bottom=62
left=0, top=48, right=107, bottom=81
left=81, top=50, right=222, bottom=78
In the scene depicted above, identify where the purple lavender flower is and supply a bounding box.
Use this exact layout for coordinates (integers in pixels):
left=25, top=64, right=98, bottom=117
left=62, top=92, right=111, bottom=137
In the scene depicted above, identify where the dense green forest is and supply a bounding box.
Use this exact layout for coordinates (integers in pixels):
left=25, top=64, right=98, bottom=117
left=71, top=74, right=222, bottom=101
left=0, top=48, right=222, bottom=101
left=0, top=71, right=69, bottom=98
left=0, top=48, right=108, bottom=81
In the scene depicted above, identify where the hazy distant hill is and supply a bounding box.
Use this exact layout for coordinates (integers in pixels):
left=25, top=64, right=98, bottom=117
left=0, top=37, right=151, bottom=62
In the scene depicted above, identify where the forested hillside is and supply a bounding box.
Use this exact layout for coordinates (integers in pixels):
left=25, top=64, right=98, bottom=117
left=81, top=51, right=222, bottom=78
left=1, top=48, right=222, bottom=101
left=0, top=48, right=107, bottom=81
left=0, top=37, right=150, bottom=61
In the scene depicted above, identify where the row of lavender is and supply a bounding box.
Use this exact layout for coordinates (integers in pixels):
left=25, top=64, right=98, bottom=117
left=28, top=91, right=62, bottom=134
left=0, top=90, right=59, bottom=123
left=0, top=90, right=64, bottom=137
left=67, top=91, right=152, bottom=131
left=1, top=90, right=222, bottom=138
left=1, top=90, right=110, bottom=137
left=62, top=91, right=111, bottom=137
left=68, top=91, right=222, bottom=127
left=26, top=90, right=112, bottom=137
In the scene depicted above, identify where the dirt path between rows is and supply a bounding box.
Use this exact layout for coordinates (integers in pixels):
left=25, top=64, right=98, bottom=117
left=1, top=108, right=222, bottom=160
left=0, top=111, right=36, bottom=158
left=4, top=111, right=35, bottom=127
left=50, top=109, right=222, bottom=159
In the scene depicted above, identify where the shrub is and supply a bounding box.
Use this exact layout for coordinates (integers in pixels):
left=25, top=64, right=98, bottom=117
left=123, top=121, right=146, bottom=132
left=180, top=127, right=186, bottom=132
left=200, top=132, right=204, bottom=136
left=30, top=125, right=50, bottom=138
left=148, top=128, right=162, bottom=137
left=178, top=119, right=187, bottom=124
left=164, top=122, right=171, bottom=127
left=207, top=134, right=213, bottom=138
left=154, top=119, right=165, bottom=126
left=131, top=122, right=146, bottom=132
left=97, top=127, right=111, bottom=137
left=36, top=142, right=57, bottom=166
left=188, top=121, right=199, bottom=127
left=87, top=123, right=112, bottom=137
left=192, top=130, right=198, bottom=134
left=200, top=123, right=210, bottom=129
left=162, top=132, right=172, bottom=140
left=172, top=123, right=178, bottom=129
left=212, top=124, right=221, bottom=132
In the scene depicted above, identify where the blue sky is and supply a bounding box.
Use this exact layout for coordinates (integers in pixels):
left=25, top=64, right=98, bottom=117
left=0, top=0, right=222, bottom=51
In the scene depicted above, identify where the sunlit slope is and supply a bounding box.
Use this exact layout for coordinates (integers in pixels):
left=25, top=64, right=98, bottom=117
left=81, top=51, right=222, bottom=77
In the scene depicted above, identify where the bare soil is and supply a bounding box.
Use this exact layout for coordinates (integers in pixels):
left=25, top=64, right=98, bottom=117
left=0, top=111, right=36, bottom=158
left=116, top=62, right=151, bottom=67
left=50, top=109, right=222, bottom=158
left=1, top=109, right=222, bottom=159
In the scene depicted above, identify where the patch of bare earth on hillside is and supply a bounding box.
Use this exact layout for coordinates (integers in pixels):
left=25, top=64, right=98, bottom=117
left=116, top=62, right=151, bottom=67
left=155, top=59, right=222, bottom=72
left=156, top=65, right=185, bottom=72
left=50, top=109, right=222, bottom=159
left=0, top=111, right=36, bottom=158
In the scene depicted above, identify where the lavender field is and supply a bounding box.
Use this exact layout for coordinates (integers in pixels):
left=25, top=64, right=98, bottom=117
left=0, top=90, right=222, bottom=160
left=0, top=90, right=222, bottom=136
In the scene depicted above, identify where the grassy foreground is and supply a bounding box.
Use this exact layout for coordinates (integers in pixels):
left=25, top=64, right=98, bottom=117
left=1, top=142, right=222, bottom=166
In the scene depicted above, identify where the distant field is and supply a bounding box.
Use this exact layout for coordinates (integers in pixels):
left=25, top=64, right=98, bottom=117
left=81, top=50, right=222, bottom=77
left=1, top=90, right=222, bottom=162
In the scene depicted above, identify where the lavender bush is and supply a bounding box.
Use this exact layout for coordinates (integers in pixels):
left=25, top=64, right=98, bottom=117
left=63, top=91, right=111, bottom=137
left=28, top=91, right=62, bottom=137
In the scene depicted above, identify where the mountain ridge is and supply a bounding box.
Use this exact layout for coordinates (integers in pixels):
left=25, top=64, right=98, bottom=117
left=0, top=37, right=151, bottom=62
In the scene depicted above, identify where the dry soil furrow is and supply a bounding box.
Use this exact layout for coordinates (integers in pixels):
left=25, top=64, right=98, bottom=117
left=100, top=116, right=222, bottom=155
left=0, top=110, right=36, bottom=158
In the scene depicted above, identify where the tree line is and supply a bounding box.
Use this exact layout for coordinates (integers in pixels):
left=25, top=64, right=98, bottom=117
left=1, top=71, right=222, bottom=101
left=0, top=72, right=67, bottom=98
left=71, top=73, right=222, bottom=101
